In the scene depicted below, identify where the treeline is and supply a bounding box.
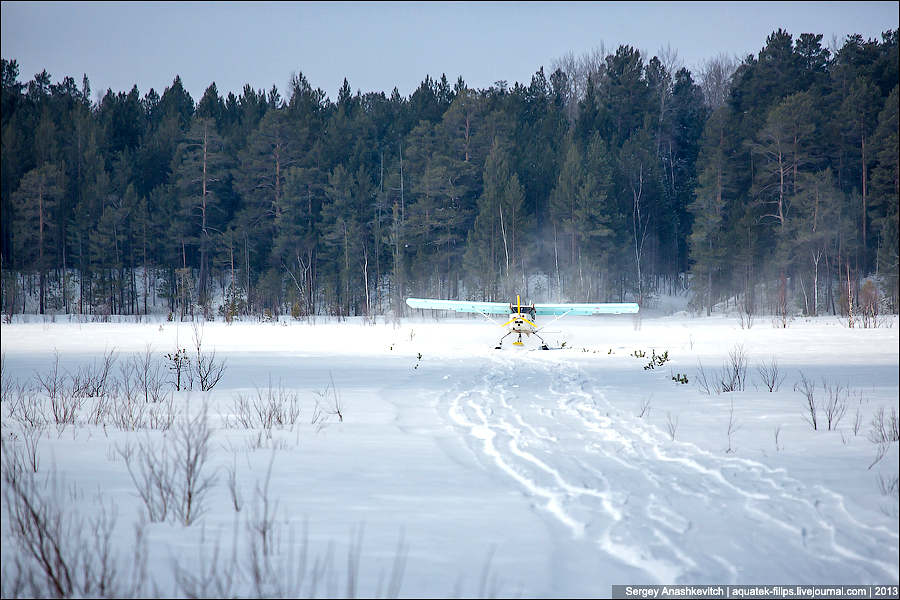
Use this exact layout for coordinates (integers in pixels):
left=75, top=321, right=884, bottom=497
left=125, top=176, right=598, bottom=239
left=1, top=28, right=897, bottom=319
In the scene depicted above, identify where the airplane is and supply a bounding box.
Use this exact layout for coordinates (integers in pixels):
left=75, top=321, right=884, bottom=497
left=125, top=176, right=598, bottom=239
left=405, top=295, right=639, bottom=349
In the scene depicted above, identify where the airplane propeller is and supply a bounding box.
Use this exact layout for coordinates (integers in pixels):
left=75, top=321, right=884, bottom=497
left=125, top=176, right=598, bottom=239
left=500, top=295, right=537, bottom=328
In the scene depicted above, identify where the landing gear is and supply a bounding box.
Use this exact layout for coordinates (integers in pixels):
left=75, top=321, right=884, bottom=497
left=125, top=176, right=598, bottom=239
left=494, top=331, right=551, bottom=350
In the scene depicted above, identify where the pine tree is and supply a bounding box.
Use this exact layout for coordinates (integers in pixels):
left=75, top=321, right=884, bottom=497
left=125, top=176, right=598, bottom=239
left=575, top=133, right=616, bottom=299
left=464, top=139, right=522, bottom=300
left=320, top=164, right=364, bottom=315
left=688, top=109, right=729, bottom=315
left=11, top=163, right=63, bottom=313
left=619, top=125, right=660, bottom=306
left=792, top=169, right=844, bottom=316
left=840, top=76, right=883, bottom=270
left=234, top=109, right=299, bottom=309
left=549, top=135, right=583, bottom=297
left=275, top=166, right=323, bottom=316
left=868, top=86, right=899, bottom=308
left=173, top=116, right=226, bottom=308
left=471, top=138, right=523, bottom=295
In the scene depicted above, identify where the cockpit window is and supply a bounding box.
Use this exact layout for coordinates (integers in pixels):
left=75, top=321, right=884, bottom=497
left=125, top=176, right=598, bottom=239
left=510, top=305, right=536, bottom=318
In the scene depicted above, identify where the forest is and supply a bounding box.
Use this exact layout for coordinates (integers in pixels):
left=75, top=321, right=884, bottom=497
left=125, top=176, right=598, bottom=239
left=1, top=28, right=897, bottom=320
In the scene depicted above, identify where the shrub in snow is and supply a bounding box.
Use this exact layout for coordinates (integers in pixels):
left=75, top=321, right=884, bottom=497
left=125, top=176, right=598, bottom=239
left=755, top=356, right=785, bottom=392
left=1, top=443, right=148, bottom=598
left=118, top=405, right=216, bottom=525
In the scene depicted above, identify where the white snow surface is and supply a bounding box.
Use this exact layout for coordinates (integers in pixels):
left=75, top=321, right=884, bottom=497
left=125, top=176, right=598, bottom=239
left=1, top=313, right=898, bottom=597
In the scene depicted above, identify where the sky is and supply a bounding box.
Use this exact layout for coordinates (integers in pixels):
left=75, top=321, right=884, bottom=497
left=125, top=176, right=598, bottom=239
left=2, top=1, right=898, bottom=104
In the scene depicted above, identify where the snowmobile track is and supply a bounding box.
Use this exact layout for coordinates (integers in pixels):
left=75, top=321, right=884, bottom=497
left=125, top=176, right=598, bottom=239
left=441, top=353, right=898, bottom=585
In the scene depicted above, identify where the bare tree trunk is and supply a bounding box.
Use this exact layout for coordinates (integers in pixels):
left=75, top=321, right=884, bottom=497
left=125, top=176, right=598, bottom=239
left=362, top=248, right=370, bottom=315
left=143, top=214, right=148, bottom=315
left=499, top=203, right=510, bottom=281
left=812, top=249, right=822, bottom=317
left=553, top=223, right=561, bottom=302
left=199, top=122, right=209, bottom=308
left=245, top=233, right=251, bottom=315
left=38, top=180, right=45, bottom=314
left=861, top=134, right=867, bottom=266
left=632, top=163, right=647, bottom=306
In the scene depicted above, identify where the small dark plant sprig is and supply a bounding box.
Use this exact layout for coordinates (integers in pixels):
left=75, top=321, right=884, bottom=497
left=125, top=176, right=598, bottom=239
left=631, top=349, right=646, bottom=358
left=672, top=373, right=689, bottom=384
left=165, top=348, right=190, bottom=391
left=643, top=349, right=670, bottom=370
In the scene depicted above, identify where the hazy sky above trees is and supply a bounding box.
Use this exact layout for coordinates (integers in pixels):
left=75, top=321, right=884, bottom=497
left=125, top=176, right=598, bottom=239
left=2, top=1, right=897, bottom=102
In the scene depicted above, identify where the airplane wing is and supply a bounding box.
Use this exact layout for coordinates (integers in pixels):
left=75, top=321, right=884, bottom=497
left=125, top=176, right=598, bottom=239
left=533, top=302, right=639, bottom=316
left=406, top=298, right=511, bottom=314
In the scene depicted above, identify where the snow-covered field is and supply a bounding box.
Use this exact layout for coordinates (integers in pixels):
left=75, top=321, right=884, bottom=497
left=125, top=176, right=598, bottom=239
left=1, top=313, right=898, bottom=597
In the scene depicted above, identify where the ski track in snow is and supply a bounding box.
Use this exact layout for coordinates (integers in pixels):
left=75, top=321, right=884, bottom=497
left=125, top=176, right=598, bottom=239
left=442, top=352, right=899, bottom=585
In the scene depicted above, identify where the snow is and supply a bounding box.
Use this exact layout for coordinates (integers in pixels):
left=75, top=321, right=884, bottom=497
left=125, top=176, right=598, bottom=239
left=1, top=313, right=898, bottom=597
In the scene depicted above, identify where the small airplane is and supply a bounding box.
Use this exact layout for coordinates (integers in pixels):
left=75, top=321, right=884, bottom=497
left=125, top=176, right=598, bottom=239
left=406, top=295, right=639, bottom=349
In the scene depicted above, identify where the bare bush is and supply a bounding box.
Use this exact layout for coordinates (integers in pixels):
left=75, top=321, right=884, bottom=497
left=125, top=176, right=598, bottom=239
left=110, top=380, right=148, bottom=431
left=69, top=348, right=118, bottom=398
left=226, top=455, right=243, bottom=512
left=34, top=351, right=63, bottom=401
left=114, top=348, right=175, bottom=430
left=192, top=323, right=226, bottom=392
left=637, top=396, right=652, bottom=418
left=6, top=383, right=46, bottom=429
left=146, top=393, right=177, bottom=431
left=231, top=505, right=409, bottom=598
left=868, top=406, right=900, bottom=444
left=119, top=404, right=215, bottom=526
left=755, top=356, right=785, bottom=392
left=726, top=399, right=741, bottom=453
left=170, top=405, right=217, bottom=525
left=821, top=380, right=847, bottom=431
left=309, top=400, right=327, bottom=431
left=49, top=391, right=82, bottom=428
left=317, top=374, right=344, bottom=426
left=665, top=412, right=679, bottom=441
left=1, top=351, right=10, bottom=399
left=87, top=393, right=112, bottom=426
left=173, top=537, right=238, bottom=599
left=719, top=344, right=748, bottom=392
left=230, top=393, right=256, bottom=430
left=795, top=371, right=818, bottom=430
left=132, top=345, right=167, bottom=404
left=32, top=353, right=82, bottom=428
left=1, top=441, right=147, bottom=598
left=852, top=407, right=863, bottom=436
left=20, top=422, right=45, bottom=472
left=3, top=455, right=80, bottom=598
left=229, top=378, right=301, bottom=435
left=868, top=441, right=891, bottom=470
left=118, top=438, right=174, bottom=522
left=877, top=473, right=899, bottom=498
left=248, top=452, right=280, bottom=558
left=866, top=407, right=899, bottom=471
